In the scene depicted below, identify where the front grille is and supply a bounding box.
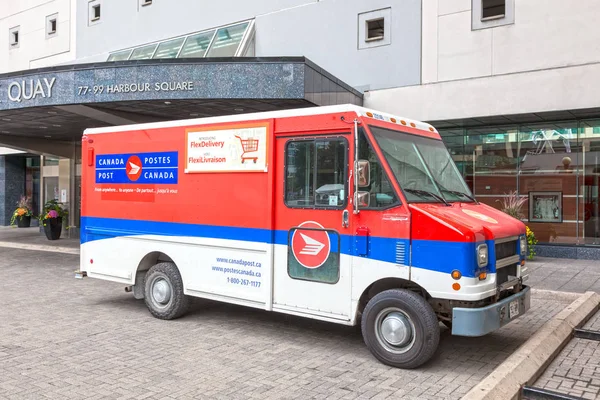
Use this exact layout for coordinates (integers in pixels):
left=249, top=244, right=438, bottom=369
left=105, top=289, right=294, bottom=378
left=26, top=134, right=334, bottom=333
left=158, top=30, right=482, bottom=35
left=496, top=240, right=517, bottom=260
left=497, top=264, right=517, bottom=286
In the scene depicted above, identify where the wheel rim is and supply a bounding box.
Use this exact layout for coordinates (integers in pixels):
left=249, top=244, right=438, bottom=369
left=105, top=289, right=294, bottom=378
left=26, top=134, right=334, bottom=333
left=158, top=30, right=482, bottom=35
left=151, top=277, right=172, bottom=309
left=374, top=307, right=416, bottom=354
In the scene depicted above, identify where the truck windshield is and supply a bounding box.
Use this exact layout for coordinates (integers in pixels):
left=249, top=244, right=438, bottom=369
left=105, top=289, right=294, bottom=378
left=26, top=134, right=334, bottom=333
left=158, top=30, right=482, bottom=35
left=369, top=125, right=474, bottom=203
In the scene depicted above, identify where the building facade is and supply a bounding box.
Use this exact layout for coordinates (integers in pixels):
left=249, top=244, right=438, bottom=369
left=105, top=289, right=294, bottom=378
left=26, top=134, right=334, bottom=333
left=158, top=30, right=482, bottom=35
left=1, top=0, right=599, bottom=258
left=0, top=0, right=76, bottom=226
left=366, top=0, right=600, bottom=258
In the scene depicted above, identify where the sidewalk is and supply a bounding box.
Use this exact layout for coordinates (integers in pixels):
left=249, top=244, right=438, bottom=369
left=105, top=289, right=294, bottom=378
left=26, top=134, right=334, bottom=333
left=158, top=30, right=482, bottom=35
left=532, top=308, right=600, bottom=399
left=526, top=257, right=600, bottom=293
left=0, top=226, right=79, bottom=254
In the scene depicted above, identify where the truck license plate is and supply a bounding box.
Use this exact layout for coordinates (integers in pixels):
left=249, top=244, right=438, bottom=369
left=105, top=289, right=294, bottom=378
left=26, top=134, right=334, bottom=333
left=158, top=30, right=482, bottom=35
left=509, top=300, right=519, bottom=318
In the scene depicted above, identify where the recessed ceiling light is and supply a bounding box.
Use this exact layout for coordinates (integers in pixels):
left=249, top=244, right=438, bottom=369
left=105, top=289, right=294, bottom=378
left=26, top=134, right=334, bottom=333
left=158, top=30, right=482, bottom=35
left=1, top=118, right=11, bottom=121
left=47, top=111, right=57, bottom=114
left=52, top=124, right=62, bottom=127
left=164, top=101, right=172, bottom=105
left=189, top=113, right=198, bottom=116
left=234, top=108, right=244, bottom=112
left=39, top=126, right=48, bottom=129
left=44, top=135, right=52, bottom=138
left=1, top=130, right=9, bottom=134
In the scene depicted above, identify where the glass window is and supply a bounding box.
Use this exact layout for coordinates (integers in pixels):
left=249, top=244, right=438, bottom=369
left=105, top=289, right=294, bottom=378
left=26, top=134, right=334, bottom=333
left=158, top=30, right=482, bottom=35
left=107, top=49, right=132, bottom=61
left=285, top=138, right=347, bottom=208
left=46, top=14, right=58, bottom=38
left=482, top=0, right=505, bottom=19
left=179, top=30, right=215, bottom=58
left=153, top=37, right=185, bottom=59
left=579, top=120, right=600, bottom=245
left=206, top=22, right=249, bottom=57
left=129, top=43, right=157, bottom=60
left=9, top=26, right=19, bottom=47
left=357, top=129, right=399, bottom=209
left=464, top=127, right=518, bottom=209
left=519, top=122, right=578, bottom=244
left=44, top=176, right=59, bottom=202
left=44, top=156, right=59, bottom=166
left=88, top=1, right=101, bottom=25
left=25, top=157, right=40, bottom=217
left=369, top=125, right=473, bottom=203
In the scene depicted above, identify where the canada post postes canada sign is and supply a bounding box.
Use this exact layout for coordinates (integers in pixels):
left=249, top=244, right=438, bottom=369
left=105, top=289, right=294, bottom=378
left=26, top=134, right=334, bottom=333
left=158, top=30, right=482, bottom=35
left=96, top=151, right=178, bottom=184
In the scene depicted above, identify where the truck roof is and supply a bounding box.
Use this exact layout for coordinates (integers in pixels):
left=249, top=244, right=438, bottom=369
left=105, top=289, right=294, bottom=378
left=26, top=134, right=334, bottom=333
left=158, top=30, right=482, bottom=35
left=83, top=104, right=437, bottom=135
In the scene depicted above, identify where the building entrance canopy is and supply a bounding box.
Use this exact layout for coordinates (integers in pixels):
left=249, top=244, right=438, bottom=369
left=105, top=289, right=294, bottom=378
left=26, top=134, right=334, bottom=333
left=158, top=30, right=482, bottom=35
left=0, top=57, right=362, bottom=155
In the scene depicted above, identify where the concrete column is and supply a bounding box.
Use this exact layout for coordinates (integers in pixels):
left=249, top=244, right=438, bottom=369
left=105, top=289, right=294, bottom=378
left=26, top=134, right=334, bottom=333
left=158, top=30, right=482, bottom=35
left=0, top=155, right=26, bottom=226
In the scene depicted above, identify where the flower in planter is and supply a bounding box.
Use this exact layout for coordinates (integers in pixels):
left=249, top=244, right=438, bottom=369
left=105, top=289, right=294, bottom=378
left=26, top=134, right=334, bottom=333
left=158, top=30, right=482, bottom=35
left=526, top=225, right=538, bottom=260
left=39, top=199, right=69, bottom=229
left=10, top=196, right=34, bottom=226
left=46, top=210, right=59, bottom=219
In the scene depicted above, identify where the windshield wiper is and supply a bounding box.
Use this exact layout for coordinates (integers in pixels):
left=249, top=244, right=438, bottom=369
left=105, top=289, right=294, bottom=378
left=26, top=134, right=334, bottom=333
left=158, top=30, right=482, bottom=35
left=404, top=188, right=450, bottom=206
left=440, top=189, right=479, bottom=204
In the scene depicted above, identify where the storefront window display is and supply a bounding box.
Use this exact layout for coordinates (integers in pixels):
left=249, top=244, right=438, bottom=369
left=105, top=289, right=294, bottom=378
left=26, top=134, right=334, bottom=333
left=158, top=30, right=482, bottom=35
left=438, top=120, right=600, bottom=247
left=578, top=120, right=600, bottom=245
left=518, top=122, right=578, bottom=244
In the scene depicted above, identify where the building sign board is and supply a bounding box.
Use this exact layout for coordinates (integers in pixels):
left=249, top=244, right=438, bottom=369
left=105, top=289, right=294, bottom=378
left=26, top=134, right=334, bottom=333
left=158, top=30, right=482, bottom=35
left=0, top=62, right=307, bottom=111
left=8, top=78, right=56, bottom=103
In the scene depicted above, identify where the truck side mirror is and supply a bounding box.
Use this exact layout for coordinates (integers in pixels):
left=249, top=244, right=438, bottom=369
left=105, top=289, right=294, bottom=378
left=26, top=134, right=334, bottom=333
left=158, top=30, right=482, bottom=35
left=356, top=191, right=370, bottom=208
left=358, top=160, right=370, bottom=187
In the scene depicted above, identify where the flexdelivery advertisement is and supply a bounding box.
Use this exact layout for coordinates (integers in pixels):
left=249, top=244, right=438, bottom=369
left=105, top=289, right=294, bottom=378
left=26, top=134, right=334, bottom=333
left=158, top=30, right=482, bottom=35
left=185, top=124, right=268, bottom=173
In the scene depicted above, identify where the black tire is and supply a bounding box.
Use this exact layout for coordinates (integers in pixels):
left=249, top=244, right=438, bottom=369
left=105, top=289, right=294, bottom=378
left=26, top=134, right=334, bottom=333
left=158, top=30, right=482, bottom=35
left=361, top=289, right=440, bottom=369
left=144, top=262, right=190, bottom=320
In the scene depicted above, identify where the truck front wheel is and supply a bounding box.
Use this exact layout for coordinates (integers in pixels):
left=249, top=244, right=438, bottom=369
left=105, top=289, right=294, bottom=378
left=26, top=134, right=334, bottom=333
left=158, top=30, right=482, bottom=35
left=361, top=289, right=440, bottom=369
left=144, top=262, right=190, bottom=320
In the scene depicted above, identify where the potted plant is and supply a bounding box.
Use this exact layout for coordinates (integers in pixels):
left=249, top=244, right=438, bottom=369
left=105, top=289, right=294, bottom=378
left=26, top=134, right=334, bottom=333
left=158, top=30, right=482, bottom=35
left=10, top=195, right=34, bottom=228
left=497, top=191, right=539, bottom=260
left=39, top=200, right=69, bottom=240
left=526, top=225, right=538, bottom=260
left=497, top=190, right=526, bottom=220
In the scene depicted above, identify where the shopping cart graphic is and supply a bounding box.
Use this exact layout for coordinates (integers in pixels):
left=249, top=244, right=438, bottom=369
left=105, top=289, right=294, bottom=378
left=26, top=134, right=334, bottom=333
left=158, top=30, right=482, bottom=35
left=235, top=135, right=259, bottom=163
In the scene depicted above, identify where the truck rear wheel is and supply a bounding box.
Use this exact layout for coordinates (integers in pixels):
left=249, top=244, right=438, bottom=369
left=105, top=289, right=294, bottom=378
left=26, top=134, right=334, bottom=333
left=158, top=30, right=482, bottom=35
left=361, top=289, right=439, bottom=369
left=144, top=262, right=189, bottom=320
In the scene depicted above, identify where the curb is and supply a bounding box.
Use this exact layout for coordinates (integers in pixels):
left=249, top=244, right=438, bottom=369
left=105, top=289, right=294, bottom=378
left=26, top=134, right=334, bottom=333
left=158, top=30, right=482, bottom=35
left=0, top=241, right=80, bottom=255
left=462, top=291, right=600, bottom=400
left=530, top=288, right=581, bottom=302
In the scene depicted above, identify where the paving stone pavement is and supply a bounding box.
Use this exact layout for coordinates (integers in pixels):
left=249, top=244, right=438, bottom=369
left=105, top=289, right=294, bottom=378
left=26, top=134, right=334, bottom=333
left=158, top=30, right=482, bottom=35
left=532, top=310, right=600, bottom=400
left=525, top=257, right=600, bottom=293
left=0, top=248, right=574, bottom=400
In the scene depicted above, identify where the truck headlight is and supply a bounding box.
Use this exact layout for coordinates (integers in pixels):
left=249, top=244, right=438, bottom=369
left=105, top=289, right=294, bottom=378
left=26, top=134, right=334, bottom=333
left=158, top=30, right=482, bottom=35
left=477, top=244, right=488, bottom=267
left=520, top=236, right=527, bottom=255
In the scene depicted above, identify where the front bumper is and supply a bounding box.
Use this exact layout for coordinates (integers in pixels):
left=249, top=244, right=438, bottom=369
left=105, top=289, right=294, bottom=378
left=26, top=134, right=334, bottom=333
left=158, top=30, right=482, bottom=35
left=450, top=285, right=531, bottom=337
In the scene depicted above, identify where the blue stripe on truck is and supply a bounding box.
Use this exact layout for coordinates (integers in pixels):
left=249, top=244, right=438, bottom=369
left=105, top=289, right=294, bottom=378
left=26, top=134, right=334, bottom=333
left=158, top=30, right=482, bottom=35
left=81, top=216, right=480, bottom=277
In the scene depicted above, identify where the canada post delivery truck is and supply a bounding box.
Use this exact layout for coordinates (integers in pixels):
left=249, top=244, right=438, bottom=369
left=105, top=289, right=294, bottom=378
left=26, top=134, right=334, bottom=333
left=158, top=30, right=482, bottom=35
left=78, top=105, right=530, bottom=369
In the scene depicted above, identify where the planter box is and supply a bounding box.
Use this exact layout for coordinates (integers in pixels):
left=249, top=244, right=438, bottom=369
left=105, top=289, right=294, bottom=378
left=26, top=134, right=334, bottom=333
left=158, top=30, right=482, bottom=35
left=16, top=216, right=31, bottom=228
left=43, top=217, right=62, bottom=240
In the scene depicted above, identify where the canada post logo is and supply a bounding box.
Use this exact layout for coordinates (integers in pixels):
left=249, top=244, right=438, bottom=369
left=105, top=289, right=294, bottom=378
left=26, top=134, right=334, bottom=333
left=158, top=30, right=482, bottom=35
left=95, top=151, right=178, bottom=184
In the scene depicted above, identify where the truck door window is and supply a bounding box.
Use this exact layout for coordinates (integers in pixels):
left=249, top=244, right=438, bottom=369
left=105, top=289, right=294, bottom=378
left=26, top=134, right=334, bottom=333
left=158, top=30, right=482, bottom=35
left=358, top=130, right=400, bottom=209
left=285, top=138, right=348, bottom=209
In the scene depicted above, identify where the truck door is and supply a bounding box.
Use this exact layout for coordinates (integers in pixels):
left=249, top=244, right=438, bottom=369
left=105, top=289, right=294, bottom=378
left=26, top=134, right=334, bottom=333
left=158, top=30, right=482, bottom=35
left=273, top=133, right=353, bottom=319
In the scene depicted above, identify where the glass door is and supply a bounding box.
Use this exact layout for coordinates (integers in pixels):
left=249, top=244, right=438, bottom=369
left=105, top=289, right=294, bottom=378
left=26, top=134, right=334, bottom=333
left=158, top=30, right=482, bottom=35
left=580, top=121, right=600, bottom=245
